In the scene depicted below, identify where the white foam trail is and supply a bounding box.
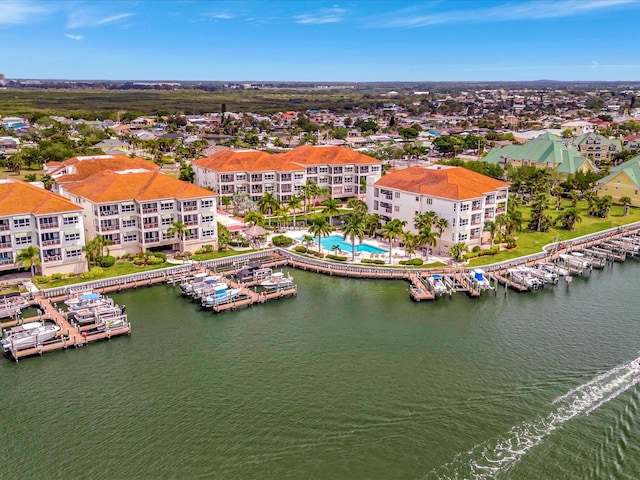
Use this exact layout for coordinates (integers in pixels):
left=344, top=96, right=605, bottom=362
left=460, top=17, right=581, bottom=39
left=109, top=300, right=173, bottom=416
left=427, top=360, right=640, bottom=480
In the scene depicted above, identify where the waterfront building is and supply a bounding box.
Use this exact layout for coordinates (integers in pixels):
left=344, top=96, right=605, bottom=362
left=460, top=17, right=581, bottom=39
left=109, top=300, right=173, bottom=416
left=597, top=154, right=640, bottom=206
left=193, top=145, right=382, bottom=202
left=483, top=132, right=596, bottom=176
left=367, top=165, right=509, bottom=252
left=274, top=145, right=382, bottom=199
left=0, top=179, right=86, bottom=275
left=52, top=155, right=218, bottom=255
left=192, top=149, right=306, bottom=202
left=571, top=132, right=621, bottom=164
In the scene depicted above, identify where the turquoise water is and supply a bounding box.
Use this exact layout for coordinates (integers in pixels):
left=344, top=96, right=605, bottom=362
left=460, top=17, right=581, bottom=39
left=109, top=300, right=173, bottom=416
left=1, top=262, right=640, bottom=479
left=320, top=234, right=387, bottom=254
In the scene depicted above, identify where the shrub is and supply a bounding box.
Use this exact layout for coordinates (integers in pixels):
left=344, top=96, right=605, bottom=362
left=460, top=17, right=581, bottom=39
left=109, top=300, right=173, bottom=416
left=472, top=246, right=481, bottom=253
left=98, top=255, right=116, bottom=267
left=33, top=275, right=49, bottom=284
left=372, top=259, right=386, bottom=265
left=200, top=245, right=215, bottom=253
left=326, top=254, right=348, bottom=262
left=361, top=258, right=374, bottom=264
left=463, top=246, right=500, bottom=260
left=147, top=256, right=164, bottom=265
left=294, top=246, right=308, bottom=253
left=399, top=258, right=424, bottom=266
left=312, top=251, right=325, bottom=258
left=79, top=267, right=103, bottom=279
left=272, top=235, right=294, bottom=247
left=50, top=273, right=65, bottom=280
left=154, top=252, right=167, bottom=261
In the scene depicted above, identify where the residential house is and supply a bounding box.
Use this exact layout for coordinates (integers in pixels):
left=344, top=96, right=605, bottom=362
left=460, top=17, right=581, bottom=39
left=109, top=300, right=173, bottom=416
left=94, top=138, right=129, bottom=154
left=0, top=179, right=86, bottom=275
left=597, top=154, right=640, bottom=207
left=483, top=132, right=597, bottom=176
left=367, top=165, right=509, bottom=252
left=572, top=132, right=621, bottom=164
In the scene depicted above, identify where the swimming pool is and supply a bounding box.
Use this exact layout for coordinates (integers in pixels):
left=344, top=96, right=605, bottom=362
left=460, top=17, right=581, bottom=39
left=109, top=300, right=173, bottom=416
left=319, top=234, right=387, bottom=254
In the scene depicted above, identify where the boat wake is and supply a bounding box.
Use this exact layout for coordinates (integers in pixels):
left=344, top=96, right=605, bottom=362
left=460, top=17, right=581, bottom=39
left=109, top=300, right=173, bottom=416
left=426, top=358, right=640, bottom=480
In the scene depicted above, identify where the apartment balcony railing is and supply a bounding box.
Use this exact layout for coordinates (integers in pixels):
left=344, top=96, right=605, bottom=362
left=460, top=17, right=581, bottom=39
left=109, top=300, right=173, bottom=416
left=39, top=223, right=59, bottom=230
left=182, top=206, right=197, bottom=212
left=41, top=239, right=60, bottom=247
left=0, top=242, right=11, bottom=249
left=43, top=255, right=62, bottom=263
left=471, top=221, right=481, bottom=226
left=472, top=204, right=482, bottom=211
left=496, top=208, right=506, bottom=215
left=485, top=199, right=495, bottom=205
left=142, top=208, right=158, bottom=214
left=145, top=237, right=160, bottom=244
left=143, top=223, right=159, bottom=229
left=185, top=220, right=198, bottom=226
left=0, top=224, right=10, bottom=231
left=0, top=257, right=13, bottom=265
left=99, top=210, right=118, bottom=216
left=101, top=225, right=119, bottom=232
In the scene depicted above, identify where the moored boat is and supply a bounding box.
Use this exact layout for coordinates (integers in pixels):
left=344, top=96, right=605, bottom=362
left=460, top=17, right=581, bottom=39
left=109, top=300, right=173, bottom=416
left=471, top=269, right=492, bottom=291
left=1, top=321, right=61, bottom=352
left=427, top=274, right=448, bottom=295
left=260, top=272, right=294, bottom=291
left=201, top=284, right=242, bottom=307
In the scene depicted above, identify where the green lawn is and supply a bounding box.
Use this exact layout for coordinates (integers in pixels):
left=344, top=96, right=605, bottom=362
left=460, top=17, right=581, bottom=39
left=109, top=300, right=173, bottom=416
left=468, top=201, right=640, bottom=266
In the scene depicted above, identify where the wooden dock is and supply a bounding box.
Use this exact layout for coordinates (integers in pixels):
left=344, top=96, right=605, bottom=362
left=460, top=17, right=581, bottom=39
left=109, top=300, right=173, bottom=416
left=3, top=296, right=131, bottom=362
left=408, top=274, right=435, bottom=301
left=492, top=271, right=529, bottom=292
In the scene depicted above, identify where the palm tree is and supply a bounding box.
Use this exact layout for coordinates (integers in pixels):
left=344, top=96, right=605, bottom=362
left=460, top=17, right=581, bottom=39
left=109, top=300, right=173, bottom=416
left=434, top=217, right=449, bottom=253
left=301, top=234, right=314, bottom=251
left=83, top=237, right=102, bottom=267
left=449, top=242, right=468, bottom=262
left=94, top=234, right=114, bottom=257
left=15, top=246, right=41, bottom=277
left=402, top=231, right=418, bottom=258
left=346, top=198, right=368, bottom=216
left=308, top=215, right=332, bottom=255
left=342, top=214, right=365, bottom=261
left=483, top=220, right=497, bottom=248
left=243, top=211, right=265, bottom=227
left=321, top=198, right=341, bottom=226
left=287, top=195, right=303, bottom=228
left=168, top=220, right=190, bottom=253
left=413, top=211, right=437, bottom=232
left=556, top=207, right=582, bottom=230
left=416, top=227, right=439, bottom=261
left=256, top=192, right=280, bottom=227
left=364, top=213, right=381, bottom=238
left=381, top=219, right=406, bottom=264
left=620, top=196, right=631, bottom=216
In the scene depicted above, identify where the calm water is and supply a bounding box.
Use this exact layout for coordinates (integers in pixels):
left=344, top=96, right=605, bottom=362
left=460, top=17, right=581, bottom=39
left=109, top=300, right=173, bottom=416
left=1, top=262, right=640, bottom=479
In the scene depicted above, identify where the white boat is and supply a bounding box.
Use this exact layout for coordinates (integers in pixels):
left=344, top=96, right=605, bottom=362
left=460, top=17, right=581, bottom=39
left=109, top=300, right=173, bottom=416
left=1, top=321, right=61, bottom=352
left=73, top=305, right=125, bottom=324
left=427, top=274, right=448, bottom=295
left=64, top=292, right=113, bottom=311
left=471, top=269, right=492, bottom=291
left=191, top=275, right=224, bottom=299
left=201, top=284, right=242, bottom=307
left=260, top=272, right=294, bottom=291
left=0, top=295, right=28, bottom=319
left=540, top=262, right=568, bottom=276
left=508, top=267, right=544, bottom=289
left=180, top=272, right=209, bottom=295
left=559, top=253, right=593, bottom=272
left=529, top=265, right=558, bottom=284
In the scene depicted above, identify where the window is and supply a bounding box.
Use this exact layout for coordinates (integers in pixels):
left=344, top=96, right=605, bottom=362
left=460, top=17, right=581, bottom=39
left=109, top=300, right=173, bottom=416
left=416, top=197, right=419, bottom=202
left=294, top=173, right=304, bottom=180
left=394, top=205, right=400, bottom=212
left=201, top=199, right=214, bottom=208
left=122, top=219, right=137, bottom=229
left=425, top=197, right=433, bottom=205
left=460, top=204, right=469, bottom=211
left=161, top=202, right=173, bottom=211
left=63, top=216, right=79, bottom=226
left=264, top=174, right=275, bottom=181
left=64, top=232, right=80, bottom=242
left=123, top=233, right=138, bottom=243
left=66, top=249, right=82, bottom=258
left=13, top=218, right=30, bottom=228
left=458, top=233, right=468, bottom=241
left=202, top=229, right=215, bottom=238
left=15, top=234, right=32, bottom=245
left=319, top=167, right=329, bottom=173
left=395, top=192, right=400, bottom=199
left=121, top=204, right=135, bottom=213
left=39, top=217, right=58, bottom=229
left=161, top=216, right=173, bottom=226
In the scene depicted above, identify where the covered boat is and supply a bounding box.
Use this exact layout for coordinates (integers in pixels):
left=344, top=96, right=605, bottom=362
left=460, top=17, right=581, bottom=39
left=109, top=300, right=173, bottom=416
left=1, top=321, right=61, bottom=352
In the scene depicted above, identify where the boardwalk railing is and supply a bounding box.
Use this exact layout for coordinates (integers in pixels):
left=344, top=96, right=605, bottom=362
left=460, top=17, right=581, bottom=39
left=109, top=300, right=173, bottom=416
left=36, top=221, right=640, bottom=298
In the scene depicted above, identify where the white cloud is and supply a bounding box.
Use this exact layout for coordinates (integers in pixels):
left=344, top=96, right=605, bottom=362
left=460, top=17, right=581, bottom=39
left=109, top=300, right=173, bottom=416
left=294, top=6, right=345, bottom=25
left=206, top=13, right=234, bottom=20
left=0, top=0, right=49, bottom=25
left=68, top=10, right=134, bottom=29
left=65, top=33, right=84, bottom=41
left=374, top=0, right=639, bottom=28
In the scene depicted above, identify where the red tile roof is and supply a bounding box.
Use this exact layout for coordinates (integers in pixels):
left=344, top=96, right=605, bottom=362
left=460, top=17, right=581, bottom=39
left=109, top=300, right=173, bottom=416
left=275, top=145, right=381, bottom=166
left=0, top=179, right=83, bottom=216
left=64, top=170, right=216, bottom=203
left=193, top=149, right=304, bottom=172
left=374, top=166, right=509, bottom=200
left=51, top=154, right=159, bottom=183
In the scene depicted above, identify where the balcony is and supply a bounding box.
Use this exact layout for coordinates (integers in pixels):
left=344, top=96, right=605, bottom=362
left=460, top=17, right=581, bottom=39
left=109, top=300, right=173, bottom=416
left=0, top=242, right=11, bottom=249
left=471, top=203, right=482, bottom=211
left=0, top=224, right=10, bottom=231
left=0, top=257, right=13, bottom=265
left=142, top=208, right=158, bottom=214
left=43, top=255, right=62, bottom=263
left=185, top=220, right=198, bottom=226
left=485, top=198, right=495, bottom=205
left=471, top=221, right=481, bottom=226
left=101, top=225, right=119, bottom=232
left=143, top=223, right=159, bottom=229
left=39, top=223, right=59, bottom=230
left=99, top=210, right=118, bottom=216
left=41, top=239, right=60, bottom=247
left=145, top=237, right=160, bottom=244
left=182, top=205, right=197, bottom=212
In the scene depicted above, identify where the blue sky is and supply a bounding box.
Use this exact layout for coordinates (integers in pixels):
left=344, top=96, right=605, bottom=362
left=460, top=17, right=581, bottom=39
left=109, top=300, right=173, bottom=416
left=2, top=0, right=640, bottom=82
